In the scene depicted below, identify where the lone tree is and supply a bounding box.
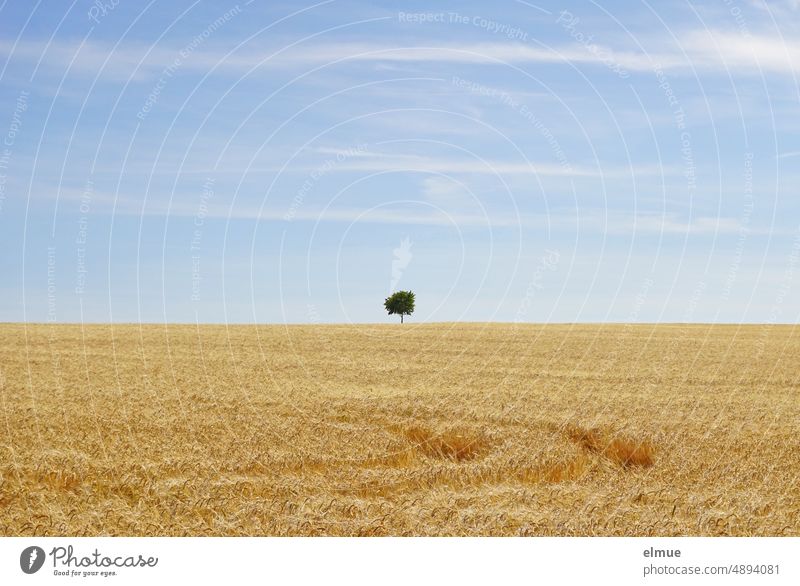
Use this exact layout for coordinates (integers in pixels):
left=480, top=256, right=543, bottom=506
left=384, top=290, right=415, bottom=323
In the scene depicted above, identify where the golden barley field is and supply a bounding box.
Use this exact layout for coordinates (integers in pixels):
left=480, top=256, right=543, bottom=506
left=1, top=322, right=798, bottom=536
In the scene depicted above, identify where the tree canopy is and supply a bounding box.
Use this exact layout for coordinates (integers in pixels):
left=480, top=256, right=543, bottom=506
left=384, top=290, right=415, bottom=323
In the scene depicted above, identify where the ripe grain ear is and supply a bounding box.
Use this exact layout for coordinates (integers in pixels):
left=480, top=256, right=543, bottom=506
left=404, top=426, right=491, bottom=462
left=603, top=437, right=655, bottom=468
left=567, top=425, right=655, bottom=468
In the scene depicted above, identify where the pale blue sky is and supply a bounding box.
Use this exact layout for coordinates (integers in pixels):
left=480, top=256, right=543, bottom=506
left=1, top=0, right=799, bottom=323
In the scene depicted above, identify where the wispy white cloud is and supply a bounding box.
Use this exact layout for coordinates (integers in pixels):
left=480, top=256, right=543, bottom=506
left=325, top=150, right=677, bottom=178
left=0, top=39, right=169, bottom=81
left=622, top=213, right=740, bottom=235
left=777, top=150, right=800, bottom=159
left=52, top=179, right=793, bottom=242
left=0, top=38, right=659, bottom=78
left=46, top=185, right=750, bottom=235
left=4, top=29, right=799, bottom=82
left=183, top=204, right=753, bottom=237
left=79, top=151, right=679, bottom=178
left=279, top=42, right=668, bottom=70
left=746, top=0, right=800, bottom=13
left=289, top=147, right=679, bottom=179
left=679, top=29, right=800, bottom=75
left=421, top=176, right=468, bottom=203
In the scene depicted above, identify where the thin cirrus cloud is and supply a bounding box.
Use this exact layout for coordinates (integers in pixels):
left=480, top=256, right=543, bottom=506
left=47, top=184, right=745, bottom=236
left=73, top=150, right=680, bottom=178
left=248, top=32, right=800, bottom=75
left=330, top=153, right=677, bottom=178
left=289, top=148, right=679, bottom=178
left=2, top=30, right=799, bottom=81
left=679, top=29, right=800, bottom=75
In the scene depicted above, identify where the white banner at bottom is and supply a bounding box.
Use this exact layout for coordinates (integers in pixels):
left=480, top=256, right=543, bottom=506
left=1, top=537, right=797, bottom=585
